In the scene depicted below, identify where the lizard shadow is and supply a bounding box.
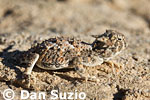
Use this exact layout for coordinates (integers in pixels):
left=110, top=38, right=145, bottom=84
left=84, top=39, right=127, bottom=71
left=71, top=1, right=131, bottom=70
left=33, top=66, right=83, bottom=83
left=0, top=44, right=83, bottom=86
left=0, top=44, right=24, bottom=80
left=55, top=73, right=84, bottom=83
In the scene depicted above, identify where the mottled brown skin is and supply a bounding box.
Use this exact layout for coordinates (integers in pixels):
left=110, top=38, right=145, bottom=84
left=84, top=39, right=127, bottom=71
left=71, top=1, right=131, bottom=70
left=18, top=30, right=127, bottom=84
left=29, top=37, right=93, bottom=70
left=92, top=30, right=127, bottom=60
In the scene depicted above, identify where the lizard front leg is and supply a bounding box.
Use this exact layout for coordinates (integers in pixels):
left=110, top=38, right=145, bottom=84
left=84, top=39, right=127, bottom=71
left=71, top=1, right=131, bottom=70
left=73, top=57, right=99, bottom=82
left=102, top=61, right=122, bottom=74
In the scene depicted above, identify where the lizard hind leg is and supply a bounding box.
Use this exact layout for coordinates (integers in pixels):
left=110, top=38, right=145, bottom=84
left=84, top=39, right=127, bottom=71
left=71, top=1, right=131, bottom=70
left=19, top=52, right=39, bottom=88
left=24, top=53, right=39, bottom=75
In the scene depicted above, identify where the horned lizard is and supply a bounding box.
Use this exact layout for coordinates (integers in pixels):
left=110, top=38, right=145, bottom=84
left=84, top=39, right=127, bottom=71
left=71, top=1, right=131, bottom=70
left=16, top=30, right=127, bottom=83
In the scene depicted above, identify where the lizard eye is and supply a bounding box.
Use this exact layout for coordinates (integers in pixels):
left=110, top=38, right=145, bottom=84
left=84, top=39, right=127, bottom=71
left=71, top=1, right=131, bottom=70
left=118, top=38, right=121, bottom=40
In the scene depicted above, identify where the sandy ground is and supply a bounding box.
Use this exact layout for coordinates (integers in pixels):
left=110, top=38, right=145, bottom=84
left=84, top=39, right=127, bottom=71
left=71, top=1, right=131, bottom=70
left=0, top=0, right=150, bottom=100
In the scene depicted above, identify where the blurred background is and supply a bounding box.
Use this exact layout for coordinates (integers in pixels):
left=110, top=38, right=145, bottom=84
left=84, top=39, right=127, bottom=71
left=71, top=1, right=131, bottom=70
left=0, top=0, right=150, bottom=99
left=0, top=0, right=150, bottom=59
left=0, top=0, right=149, bottom=34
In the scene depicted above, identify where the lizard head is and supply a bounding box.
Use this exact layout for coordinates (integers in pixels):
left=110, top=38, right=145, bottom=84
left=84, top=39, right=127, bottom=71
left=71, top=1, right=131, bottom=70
left=91, top=29, right=127, bottom=60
